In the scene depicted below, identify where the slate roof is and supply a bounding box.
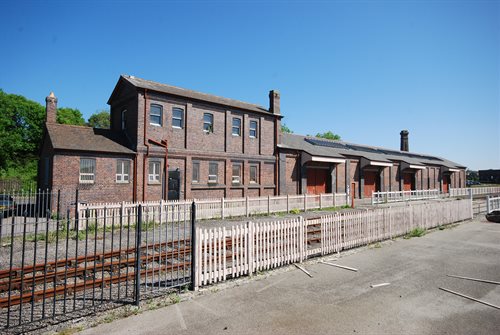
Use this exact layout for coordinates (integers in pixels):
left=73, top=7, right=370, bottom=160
left=112, top=75, right=273, bottom=115
left=280, top=133, right=465, bottom=169
left=45, top=123, right=135, bottom=155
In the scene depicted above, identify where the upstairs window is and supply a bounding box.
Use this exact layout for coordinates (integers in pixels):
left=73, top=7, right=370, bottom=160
left=208, top=162, right=218, bottom=184
left=148, top=161, right=161, bottom=183
left=249, top=120, right=258, bottom=138
left=232, top=118, right=241, bottom=136
left=150, top=104, right=163, bottom=126
left=121, top=110, right=127, bottom=130
left=250, top=165, right=258, bottom=184
left=80, top=158, right=96, bottom=184
left=192, top=161, right=200, bottom=183
left=172, top=107, right=184, bottom=128
left=232, top=163, right=242, bottom=184
left=203, top=113, right=214, bottom=133
left=116, top=160, right=130, bottom=183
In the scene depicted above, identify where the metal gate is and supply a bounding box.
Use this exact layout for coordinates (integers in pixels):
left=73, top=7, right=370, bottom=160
left=0, top=190, right=194, bottom=332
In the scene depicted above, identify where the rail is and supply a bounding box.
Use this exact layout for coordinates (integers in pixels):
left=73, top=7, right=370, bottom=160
left=372, top=189, right=441, bottom=204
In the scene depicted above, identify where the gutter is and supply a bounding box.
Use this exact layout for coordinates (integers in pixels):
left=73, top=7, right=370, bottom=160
left=142, top=89, right=150, bottom=202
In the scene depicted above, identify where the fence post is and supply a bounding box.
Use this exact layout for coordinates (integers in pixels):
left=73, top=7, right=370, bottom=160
left=267, top=195, right=271, bottom=215
left=287, top=194, right=290, bottom=213
left=299, top=216, right=305, bottom=262
left=333, top=192, right=336, bottom=208
left=221, top=197, right=225, bottom=219
left=134, top=204, right=143, bottom=306
left=304, top=193, right=307, bottom=212
left=468, top=188, right=473, bottom=218
left=320, top=193, right=323, bottom=209
left=248, top=221, right=254, bottom=276
left=486, top=195, right=490, bottom=214
left=246, top=196, right=249, bottom=217
left=371, top=192, right=375, bottom=206
left=74, top=189, right=79, bottom=231
left=190, top=201, right=197, bottom=290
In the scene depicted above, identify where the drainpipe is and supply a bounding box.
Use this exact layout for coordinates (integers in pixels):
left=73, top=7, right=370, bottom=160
left=143, top=89, right=150, bottom=202
left=133, top=154, right=138, bottom=202
left=274, top=117, right=279, bottom=195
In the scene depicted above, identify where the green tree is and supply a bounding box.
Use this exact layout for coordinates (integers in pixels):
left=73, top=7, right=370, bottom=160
left=57, top=107, right=85, bottom=126
left=281, top=123, right=293, bottom=133
left=0, top=89, right=45, bottom=182
left=87, top=110, right=110, bottom=129
left=315, top=131, right=341, bottom=141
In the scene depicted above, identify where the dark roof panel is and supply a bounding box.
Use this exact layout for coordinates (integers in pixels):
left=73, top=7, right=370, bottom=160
left=46, top=123, right=135, bottom=155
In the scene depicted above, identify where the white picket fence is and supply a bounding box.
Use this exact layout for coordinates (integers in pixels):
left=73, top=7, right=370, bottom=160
left=194, top=198, right=472, bottom=289
left=78, top=192, right=348, bottom=227
left=450, top=187, right=500, bottom=197
left=486, top=196, right=500, bottom=213
left=372, top=189, right=441, bottom=204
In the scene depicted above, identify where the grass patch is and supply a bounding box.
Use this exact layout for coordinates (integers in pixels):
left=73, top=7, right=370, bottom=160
left=404, top=227, right=426, bottom=239
left=290, top=208, right=301, bottom=214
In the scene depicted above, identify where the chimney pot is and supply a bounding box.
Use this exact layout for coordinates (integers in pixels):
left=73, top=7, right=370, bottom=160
left=269, top=90, right=280, bottom=115
left=45, top=92, right=58, bottom=124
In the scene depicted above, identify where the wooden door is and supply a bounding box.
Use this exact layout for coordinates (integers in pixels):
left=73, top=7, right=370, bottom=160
left=403, top=173, right=412, bottom=191
left=442, top=175, right=449, bottom=193
left=364, top=171, right=377, bottom=197
left=307, top=169, right=327, bottom=195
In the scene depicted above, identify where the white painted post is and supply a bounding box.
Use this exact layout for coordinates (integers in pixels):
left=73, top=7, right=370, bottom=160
left=486, top=195, right=490, bottom=214
left=221, top=197, right=225, bottom=219
left=468, top=188, right=473, bottom=219
left=333, top=192, right=336, bottom=207
left=248, top=221, right=254, bottom=276
left=246, top=196, right=249, bottom=217
left=268, top=195, right=271, bottom=215
left=320, top=193, right=323, bottom=209
left=286, top=194, right=290, bottom=213
left=304, top=193, right=307, bottom=212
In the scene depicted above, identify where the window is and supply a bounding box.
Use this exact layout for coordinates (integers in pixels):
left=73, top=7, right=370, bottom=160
left=232, top=118, right=241, bottom=136
left=249, top=120, right=258, bottom=138
left=80, top=158, right=95, bottom=184
left=250, top=165, right=258, bottom=184
left=150, top=104, right=163, bottom=126
left=203, top=113, right=213, bottom=133
left=192, top=161, right=200, bottom=183
left=208, top=162, right=218, bottom=183
left=172, top=107, right=184, bottom=128
left=116, top=160, right=130, bottom=183
left=148, top=161, right=161, bottom=183
left=232, top=164, right=241, bottom=184
left=121, top=110, right=127, bottom=130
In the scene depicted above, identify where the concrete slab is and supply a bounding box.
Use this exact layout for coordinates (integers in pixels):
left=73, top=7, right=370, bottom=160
left=81, top=217, right=500, bottom=335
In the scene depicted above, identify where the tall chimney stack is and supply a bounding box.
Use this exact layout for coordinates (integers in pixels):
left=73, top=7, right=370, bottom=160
left=45, top=92, right=58, bottom=123
left=400, top=130, right=409, bottom=152
left=269, top=90, right=280, bottom=115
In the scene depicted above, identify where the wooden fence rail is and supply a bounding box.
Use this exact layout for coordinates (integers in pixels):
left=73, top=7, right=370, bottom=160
left=450, top=187, right=500, bottom=197
left=195, top=198, right=472, bottom=289
left=487, top=196, right=500, bottom=213
left=372, top=189, right=440, bottom=204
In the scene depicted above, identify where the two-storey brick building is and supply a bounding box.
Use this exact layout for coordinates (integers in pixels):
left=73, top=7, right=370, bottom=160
left=38, top=75, right=466, bottom=203
left=39, top=75, right=281, bottom=203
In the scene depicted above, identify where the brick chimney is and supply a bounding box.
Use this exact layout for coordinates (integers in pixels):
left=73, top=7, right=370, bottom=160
left=269, top=90, right=280, bottom=115
left=400, top=130, right=409, bottom=152
left=45, top=92, right=58, bottom=123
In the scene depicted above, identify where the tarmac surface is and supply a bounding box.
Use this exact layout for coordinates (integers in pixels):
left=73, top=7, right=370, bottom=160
left=81, top=216, right=500, bottom=335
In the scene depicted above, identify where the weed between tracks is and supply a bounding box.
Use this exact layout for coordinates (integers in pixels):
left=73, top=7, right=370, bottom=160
left=404, top=227, right=427, bottom=239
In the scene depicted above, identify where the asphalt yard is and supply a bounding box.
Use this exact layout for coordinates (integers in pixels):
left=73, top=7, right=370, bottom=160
left=81, top=215, right=500, bottom=335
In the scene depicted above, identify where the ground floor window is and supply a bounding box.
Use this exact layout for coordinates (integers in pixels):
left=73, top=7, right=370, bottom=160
left=116, top=160, right=131, bottom=183
left=80, top=158, right=96, bottom=184
left=250, top=165, right=258, bottom=184
left=149, top=160, right=161, bottom=184
left=192, top=161, right=200, bottom=183
left=208, top=162, right=218, bottom=183
left=232, top=163, right=242, bottom=184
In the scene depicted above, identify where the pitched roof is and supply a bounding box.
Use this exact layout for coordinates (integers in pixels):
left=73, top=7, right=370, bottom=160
left=280, top=133, right=465, bottom=169
left=45, top=123, right=135, bottom=155
left=110, top=75, right=273, bottom=115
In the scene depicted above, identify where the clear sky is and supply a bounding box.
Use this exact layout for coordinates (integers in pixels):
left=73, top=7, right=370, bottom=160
left=0, top=0, right=498, bottom=170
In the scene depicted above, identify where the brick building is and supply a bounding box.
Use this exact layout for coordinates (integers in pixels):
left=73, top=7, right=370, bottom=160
left=38, top=75, right=466, bottom=202
left=39, top=76, right=281, bottom=203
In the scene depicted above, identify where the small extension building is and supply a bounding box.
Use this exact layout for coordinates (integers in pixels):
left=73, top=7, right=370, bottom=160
left=479, top=169, right=500, bottom=184
left=38, top=75, right=466, bottom=203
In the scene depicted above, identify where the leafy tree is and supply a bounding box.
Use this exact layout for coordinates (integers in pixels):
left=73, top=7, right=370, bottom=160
left=0, top=90, right=45, bottom=174
left=88, top=110, right=110, bottom=129
left=57, top=107, right=85, bottom=126
left=281, top=123, right=293, bottom=133
left=315, top=131, right=341, bottom=141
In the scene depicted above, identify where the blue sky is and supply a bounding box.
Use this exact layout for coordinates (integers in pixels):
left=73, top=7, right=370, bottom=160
left=0, top=0, right=498, bottom=170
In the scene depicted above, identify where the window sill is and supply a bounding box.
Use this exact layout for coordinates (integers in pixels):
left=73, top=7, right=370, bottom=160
left=232, top=134, right=241, bottom=137
left=148, top=182, right=161, bottom=185
left=172, top=126, right=183, bottom=130
left=150, top=123, right=162, bottom=127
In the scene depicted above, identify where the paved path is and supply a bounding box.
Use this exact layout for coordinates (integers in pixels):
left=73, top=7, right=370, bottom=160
left=82, top=217, right=500, bottom=335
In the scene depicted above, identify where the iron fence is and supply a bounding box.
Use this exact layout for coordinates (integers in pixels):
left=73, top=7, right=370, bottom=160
left=0, top=190, right=193, bottom=332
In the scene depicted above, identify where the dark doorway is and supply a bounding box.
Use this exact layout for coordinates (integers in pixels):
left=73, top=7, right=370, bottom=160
left=168, top=170, right=181, bottom=200
left=442, top=174, right=451, bottom=193
left=306, top=168, right=328, bottom=195
left=403, top=173, right=415, bottom=191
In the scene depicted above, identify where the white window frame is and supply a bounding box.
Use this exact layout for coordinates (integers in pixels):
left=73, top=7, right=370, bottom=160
left=232, top=163, right=241, bottom=184
left=208, top=162, right=218, bottom=184
left=150, top=104, right=163, bottom=126
left=79, top=158, right=96, bottom=184
left=249, top=120, right=258, bottom=138
left=250, top=165, right=258, bottom=184
left=172, top=107, right=184, bottom=129
left=148, top=161, right=161, bottom=184
left=121, top=109, right=127, bottom=130
left=116, top=160, right=130, bottom=183
left=203, top=113, right=214, bottom=133
left=232, top=118, right=241, bottom=136
left=192, top=161, right=200, bottom=183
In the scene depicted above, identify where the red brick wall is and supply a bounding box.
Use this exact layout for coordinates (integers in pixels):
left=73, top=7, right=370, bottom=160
left=285, top=154, right=299, bottom=194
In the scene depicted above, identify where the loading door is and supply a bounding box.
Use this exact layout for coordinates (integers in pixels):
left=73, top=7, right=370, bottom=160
left=306, top=168, right=328, bottom=195
left=364, top=171, right=379, bottom=197
left=442, top=174, right=450, bottom=193
left=403, top=173, right=413, bottom=191
left=168, top=170, right=181, bottom=200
